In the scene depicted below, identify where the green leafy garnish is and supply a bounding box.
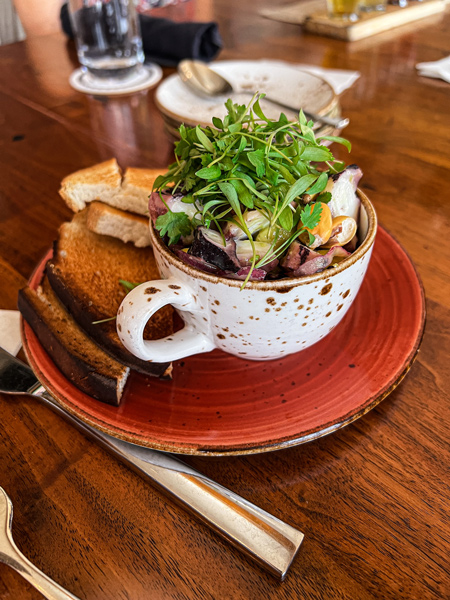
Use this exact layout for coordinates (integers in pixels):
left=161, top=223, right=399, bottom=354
left=119, top=280, right=141, bottom=293
left=154, top=210, right=193, bottom=245
left=316, top=191, right=332, bottom=204
left=300, top=203, right=324, bottom=230
left=153, top=93, right=351, bottom=285
left=92, top=316, right=117, bottom=325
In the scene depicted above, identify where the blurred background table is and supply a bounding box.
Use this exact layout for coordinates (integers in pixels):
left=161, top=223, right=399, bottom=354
left=1, top=1, right=450, bottom=598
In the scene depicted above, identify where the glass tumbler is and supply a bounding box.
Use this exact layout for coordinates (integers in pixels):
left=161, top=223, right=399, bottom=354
left=360, top=0, right=388, bottom=12
left=68, top=0, right=145, bottom=80
left=326, top=0, right=360, bottom=21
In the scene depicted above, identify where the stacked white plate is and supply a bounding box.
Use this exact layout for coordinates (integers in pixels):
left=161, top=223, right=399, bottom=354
left=155, top=59, right=344, bottom=140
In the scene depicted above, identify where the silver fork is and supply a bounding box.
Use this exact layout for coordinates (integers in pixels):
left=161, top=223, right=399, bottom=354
left=0, top=486, right=80, bottom=599
left=0, top=347, right=304, bottom=579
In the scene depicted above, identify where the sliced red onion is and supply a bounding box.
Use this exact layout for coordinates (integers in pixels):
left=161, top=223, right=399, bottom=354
left=344, top=235, right=358, bottom=252
left=148, top=191, right=171, bottom=224
left=227, top=267, right=267, bottom=281
left=281, top=241, right=350, bottom=276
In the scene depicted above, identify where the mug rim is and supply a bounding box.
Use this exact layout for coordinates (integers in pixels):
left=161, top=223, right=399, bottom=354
left=149, top=189, right=377, bottom=290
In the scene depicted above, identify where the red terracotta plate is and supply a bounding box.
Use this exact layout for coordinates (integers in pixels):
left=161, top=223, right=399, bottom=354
left=22, top=227, right=425, bottom=456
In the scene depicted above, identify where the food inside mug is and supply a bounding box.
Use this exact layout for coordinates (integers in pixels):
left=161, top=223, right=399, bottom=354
left=149, top=94, right=363, bottom=287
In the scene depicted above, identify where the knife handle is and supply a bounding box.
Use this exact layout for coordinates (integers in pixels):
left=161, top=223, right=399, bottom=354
left=32, top=385, right=304, bottom=579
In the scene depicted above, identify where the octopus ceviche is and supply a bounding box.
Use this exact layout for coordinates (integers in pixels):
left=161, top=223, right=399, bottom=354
left=149, top=95, right=363, bottom=287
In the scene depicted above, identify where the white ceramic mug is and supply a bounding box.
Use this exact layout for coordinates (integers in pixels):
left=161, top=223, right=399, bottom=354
left=117, top=191, right=377, bottom=362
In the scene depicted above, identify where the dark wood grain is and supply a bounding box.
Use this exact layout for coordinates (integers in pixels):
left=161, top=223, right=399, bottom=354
left=0, top=1, right=449, bottom=598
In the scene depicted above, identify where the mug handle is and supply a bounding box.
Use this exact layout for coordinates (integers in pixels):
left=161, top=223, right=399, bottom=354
left=116, top=278, right=215, bottom=362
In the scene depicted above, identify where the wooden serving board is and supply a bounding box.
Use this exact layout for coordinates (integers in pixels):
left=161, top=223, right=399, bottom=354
left=261, top=0, right=446, bottom=41
left=305, top=0, right=446, bottom=41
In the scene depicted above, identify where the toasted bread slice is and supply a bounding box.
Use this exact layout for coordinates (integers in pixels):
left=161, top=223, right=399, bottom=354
left=45, top=210, right=173, bottom=377
left=114, top=167, right=165, bottom=216
left=18, top=277, right=130, bottom=406
left=59, top=159, right=122, bottom=212
left=59, top=159, right=165, bottom=216
left=86, top=201, right=151, bottom=247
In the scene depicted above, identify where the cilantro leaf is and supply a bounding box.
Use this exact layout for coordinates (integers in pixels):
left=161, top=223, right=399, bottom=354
left=155, top=211, right=192, bottom=245
left=300, top=203, right=323, bottom=230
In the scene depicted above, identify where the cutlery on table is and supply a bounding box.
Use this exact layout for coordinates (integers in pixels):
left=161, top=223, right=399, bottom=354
left=178, top=59, right=349, bottom=130
left=0, top=346, right=304, bottom=580
left=0, top=486, right=80, bottom=599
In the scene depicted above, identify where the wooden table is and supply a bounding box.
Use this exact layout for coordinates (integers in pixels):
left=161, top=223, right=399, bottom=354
left=1, top=2, right=449, bottom=598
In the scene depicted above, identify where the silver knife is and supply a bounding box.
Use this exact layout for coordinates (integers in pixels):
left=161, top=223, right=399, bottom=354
left=0, top=347, right=304, bottom=579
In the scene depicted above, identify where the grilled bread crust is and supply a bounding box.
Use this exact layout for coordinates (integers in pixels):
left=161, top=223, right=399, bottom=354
left=18, top=277, right=130, bottom=406
left=45, top=210, right=173, bottom=377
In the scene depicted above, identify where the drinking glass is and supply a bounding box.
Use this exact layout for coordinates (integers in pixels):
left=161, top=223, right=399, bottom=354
left=360, top=0, right=388, bottom=12
left=68, top=0, right=145, bottom=80
left=326, top=0, right=360, bottom=21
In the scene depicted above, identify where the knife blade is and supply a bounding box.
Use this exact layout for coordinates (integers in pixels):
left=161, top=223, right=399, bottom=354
left=0, top=346, right=304, bottom=579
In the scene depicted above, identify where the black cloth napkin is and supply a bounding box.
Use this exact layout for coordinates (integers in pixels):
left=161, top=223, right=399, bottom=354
left=60, top=3, right=222, bottom=67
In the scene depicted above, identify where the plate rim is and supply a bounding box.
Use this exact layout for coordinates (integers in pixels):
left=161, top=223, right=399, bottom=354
left=155, top=59, right=337, bottom=128
left=21, top=226, right=426, bottom=456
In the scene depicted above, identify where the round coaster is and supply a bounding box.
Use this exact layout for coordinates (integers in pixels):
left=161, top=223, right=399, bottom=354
left=69, top=63, right=162, bottom=96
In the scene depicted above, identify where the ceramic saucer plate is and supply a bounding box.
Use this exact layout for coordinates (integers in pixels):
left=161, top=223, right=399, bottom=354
left=21, top=227, right=425, bottom=456
left=69, top=63, right=162, bottom=96
left=155, top=59, right=337, bottom=127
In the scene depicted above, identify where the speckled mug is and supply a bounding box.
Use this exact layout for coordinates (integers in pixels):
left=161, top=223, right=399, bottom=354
left=117, top=191, right=377, bottom=362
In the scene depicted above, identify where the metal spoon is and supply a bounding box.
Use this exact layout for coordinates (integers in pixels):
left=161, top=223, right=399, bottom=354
left=178, top=59, right=349, bottom=130
left=0, top=486, right=81, bottom=599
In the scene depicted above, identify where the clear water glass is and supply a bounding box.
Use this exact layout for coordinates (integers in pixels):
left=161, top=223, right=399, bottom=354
left=68, top=0, right=145, bottom=80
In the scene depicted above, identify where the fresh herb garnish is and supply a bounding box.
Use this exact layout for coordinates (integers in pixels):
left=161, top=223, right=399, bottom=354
left=92, top=316, right=117, bottom=325
left=153, top=210, right=193, bottom=246
left=119, top=280, right=141, bottom=293
left=154, top=94, right=350, bottom=285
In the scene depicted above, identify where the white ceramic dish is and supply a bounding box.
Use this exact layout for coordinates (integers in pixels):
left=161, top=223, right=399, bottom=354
left=155, top=59, right=337, bottom=127
left=117, top=192, right=377, bottom=363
